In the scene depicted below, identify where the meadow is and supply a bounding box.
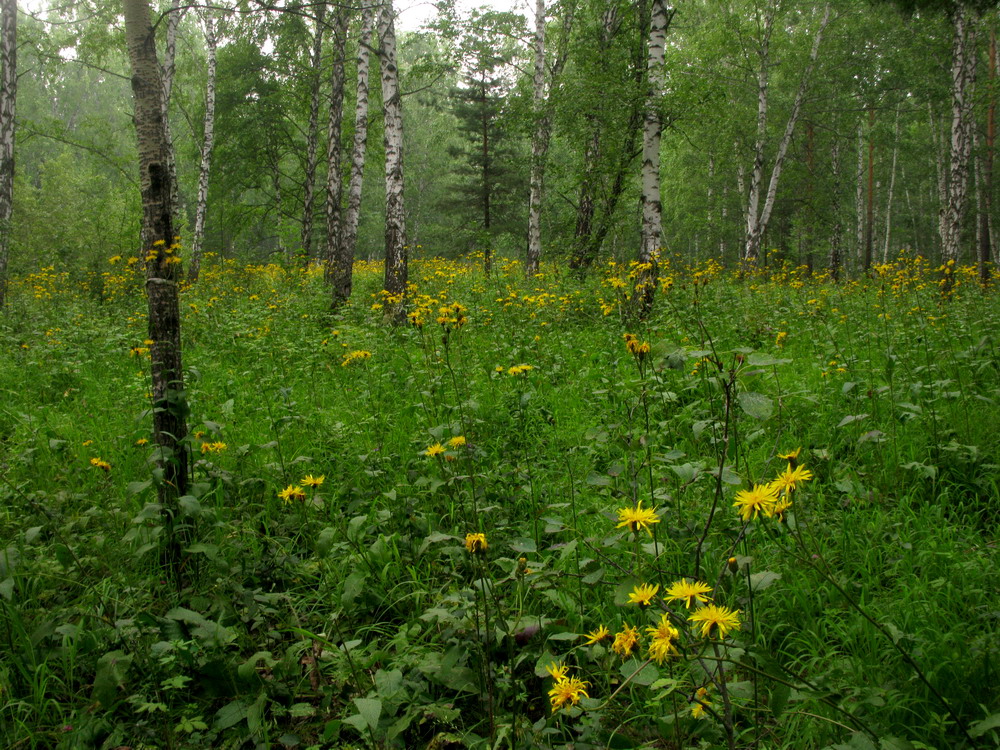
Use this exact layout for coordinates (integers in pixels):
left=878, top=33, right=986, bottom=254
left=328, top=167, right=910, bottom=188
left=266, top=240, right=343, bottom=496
left=0, top=252, right=998, bottom=750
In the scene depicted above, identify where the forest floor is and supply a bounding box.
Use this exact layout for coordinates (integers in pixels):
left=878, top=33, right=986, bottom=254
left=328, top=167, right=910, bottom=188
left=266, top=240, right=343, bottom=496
left=0, top=251, right=998, bottom=749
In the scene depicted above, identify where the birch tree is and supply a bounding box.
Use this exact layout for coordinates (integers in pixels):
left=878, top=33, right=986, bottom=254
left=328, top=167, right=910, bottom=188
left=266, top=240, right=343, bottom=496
left=635, top=0, right=674, bottom=314
left=188, top=9, right=218, bottom=283
left=526, top=0, right=574, bottom=277
left=301, top=2, right=326, bottom=263
left=323, top=6, right=350, bottom=284
left=123, top=0, right=190, bottom=574
left=333, top=3, right=376, bottom=304
left=742, top=1, right=831, bottom=264
left=940, top=1, right=977, bottom=265
left=379, top=0, right=407, bottom=318
left=0, top=0, right=15, bottom=310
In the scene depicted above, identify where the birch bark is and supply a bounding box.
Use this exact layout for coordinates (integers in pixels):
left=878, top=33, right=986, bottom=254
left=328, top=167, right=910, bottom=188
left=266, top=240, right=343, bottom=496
left=379, top=0, right=407, bottom=318
left=941, top=1, right=978, bottom=265
left=636, top=0, right=673, bottom=315
left=123, top=0, right=190, bottom=573
left=0, top=0, right=15, bottom=309
left=323, top=6, right=350, bottom=284
left=301, top=2, right=326, bottom=263
left=334, top=3, right=376, bottom=304
left=189, top=10, right=217, bottom=283
left=743, top=2, right=830, bottom=264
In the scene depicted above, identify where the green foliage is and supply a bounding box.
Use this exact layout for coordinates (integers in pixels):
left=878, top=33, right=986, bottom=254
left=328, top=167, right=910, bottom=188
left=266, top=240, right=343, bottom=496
left=1, top=253, right=998, bottom=748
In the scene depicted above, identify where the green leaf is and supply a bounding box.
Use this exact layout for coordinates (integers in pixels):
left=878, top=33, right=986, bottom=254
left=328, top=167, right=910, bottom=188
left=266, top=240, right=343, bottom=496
left=353, top=698, right=383, bottom=731
left=747, top=353, right=792, bottom=367
left=738, top=392, right=774, bottom=420
left=749, top=571, right=781, bottom=592
left=837, top=413, right=868, bottom=428
left=214, top=700, right=248, bottom=731
left=92, top=650, right=132, bottom=707
left=970, top=712, right=1000, bottom=738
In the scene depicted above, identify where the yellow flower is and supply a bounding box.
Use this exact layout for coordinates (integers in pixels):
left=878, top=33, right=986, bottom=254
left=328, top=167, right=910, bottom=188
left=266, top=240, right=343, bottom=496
left=278, top=485, right=306, bottom=504
left=90, top=457, right=111, bottom=472
left=615, top=500, right=660, bottom=536
left=548, top=674, right=590, bottom=713
left=341, top=350, right=372, bottom=367
left=465, top=532, right=487, bottom=554
left=665, top=579, right=713, bottom=609
left=135, top=438, right=149, bottom=446
left=302, top=474, right=325, bottom=488
left=584, top=625, right=611, bottom=645
left=773, top=496, right=793, bottom=521
left=628, top=583, right=660, bottom=607
left=447, top=435, right=466, bottom=449
left=425, top=443, right=446, bottom=457
left=688, top=604, right=741, bottom=640
left=611, top=623, right=641, bottom=657
left=769, top=464, right=814, bottom=494
left=545, top=661, right=569, bottom=681
left=507, top=364, right=534, bottom=376
left=691, top=686, right=712, bottom=719
left=646, top=614, right=680, bottom=664
left=777, top=447, right=801, bottom=467
left=732, top=484, right=779, bottom=522
left=200, top=441, right=227, bottom=454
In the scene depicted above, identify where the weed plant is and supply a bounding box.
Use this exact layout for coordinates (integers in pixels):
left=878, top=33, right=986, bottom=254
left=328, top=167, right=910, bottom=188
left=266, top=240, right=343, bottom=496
left=0, top=252, right=998, bottom=749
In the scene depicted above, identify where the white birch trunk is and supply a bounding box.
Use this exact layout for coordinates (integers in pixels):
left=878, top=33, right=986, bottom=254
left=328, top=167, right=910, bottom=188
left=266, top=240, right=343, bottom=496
left=882, top=109, right=900, bottom=263
left=744, top=3, right=830, bottom=262
left=743, top=1, right=775, bottom=264
left=189, top=10, right=217, bottom=283
left=379, top=0, right=407, bottom=315
left=856, top=121, right=864, bottom=265
left=942, top=2, right=978, bottom=263
left=0, top=0, right=15, bottom=309
left=301, top=2, right=326, bottom=263
left=336, top=3, right=376, bottom=303
left=525, top=0, right=547, bottom=277
left=161, top=0, right=182, bottom=228
left=323, top=7, right=350, bottom=282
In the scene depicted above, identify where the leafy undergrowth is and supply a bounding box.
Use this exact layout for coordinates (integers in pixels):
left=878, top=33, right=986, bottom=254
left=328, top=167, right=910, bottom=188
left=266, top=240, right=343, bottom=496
left=0, top=252, right=998, bottom=749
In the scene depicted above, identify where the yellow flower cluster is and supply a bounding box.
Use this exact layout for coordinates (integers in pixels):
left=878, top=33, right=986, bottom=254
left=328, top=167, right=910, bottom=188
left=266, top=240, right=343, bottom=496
left=733, top=450, right=814, bottom=522
left=341, top=350, right=372, bottom=367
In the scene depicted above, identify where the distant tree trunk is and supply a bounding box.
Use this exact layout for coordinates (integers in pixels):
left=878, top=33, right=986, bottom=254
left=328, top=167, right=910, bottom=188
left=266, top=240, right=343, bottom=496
left=161, top=0, right=182, bottom=227
left=855, top=121, right=864, bottom=266
left=335, top=3, right=376, bottom=304
left=804, top=121, right=815, bottom=273
left=864, top=107, right=874, bottom=270
left=123, top=0, right=190, bottom=576
left=379, top=0, right=407, bottom=319
left=324, top=6, right=350, bottom=283
left=188, top=10, right=217, bottom=284
left=525, top=0, right=547, bottom=278
left=830, top=139, right=843, bottom=281
left=882, top=109, right=900, bottom=263
left=980, top=28, right=995, bottom=282
left=636, top=0, right=673, bottom=315
left=942, top=2, right=978, bottom=265
left=743, top=2, right=830, bottom=263
left=301, top=2, right=326, bottom=263
left=0, top=0, right=15, bottom=310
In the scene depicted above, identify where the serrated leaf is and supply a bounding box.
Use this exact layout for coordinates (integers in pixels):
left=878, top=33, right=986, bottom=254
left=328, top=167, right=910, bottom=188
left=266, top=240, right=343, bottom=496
left=837, top=413, right=868, bottom=428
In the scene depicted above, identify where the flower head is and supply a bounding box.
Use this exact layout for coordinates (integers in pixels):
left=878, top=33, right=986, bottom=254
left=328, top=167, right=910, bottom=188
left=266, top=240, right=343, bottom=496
left=665, top=579, right=713, bottom=609
left=548, top=674, right=590, bottom=713
left=425, top=443, right=446, bottom=457
left=584, top=625, right=611, bottom=645
left=616, top=500, right=660, bottom=536
left=627, top=583, right=660, bottom=607
left=773, top=496, right=793, bottom=522
left=278, top=485, right=307, bottom=504
left=646, top=614, right=680, bottom=664
left=611, top=623, right=641, bottom=657
left=545, top=661, right=569, bottom=681
left=302, top=474, right=325, bottom=488
left=769, top=464, right=814, bottom=494
left=733, top=484, right=779, bottom=522
left=447, top=435, right=466, bottom=449
left=688, top=604, right=741, bottom=640
left=777, top=447, right=801, bottom=468
left=90, top=457, right=111, bottom=472
left=464, top=532, right=488, bottom=554
left=691, top=686, right=712, bottom=719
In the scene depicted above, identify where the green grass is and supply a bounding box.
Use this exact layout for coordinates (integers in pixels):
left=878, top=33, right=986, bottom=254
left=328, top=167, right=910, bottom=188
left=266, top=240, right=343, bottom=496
left=0, top=254, right=998, bottom=749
